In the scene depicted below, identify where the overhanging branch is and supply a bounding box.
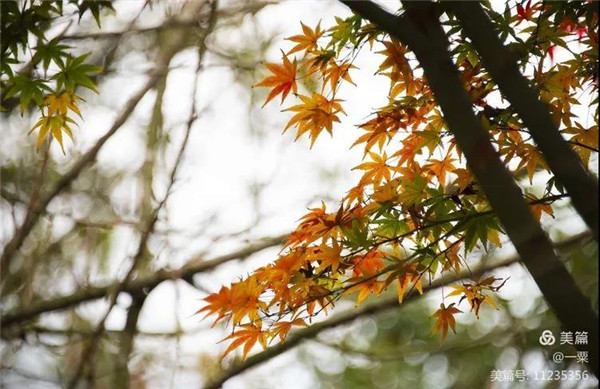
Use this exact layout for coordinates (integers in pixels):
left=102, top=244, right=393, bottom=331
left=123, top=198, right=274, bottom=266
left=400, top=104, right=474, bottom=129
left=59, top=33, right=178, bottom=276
left=450, top=1, right=598, bottom=237
left=205, top=232, right=590, bottom=389
left=340, top=0, right=598, bottom=375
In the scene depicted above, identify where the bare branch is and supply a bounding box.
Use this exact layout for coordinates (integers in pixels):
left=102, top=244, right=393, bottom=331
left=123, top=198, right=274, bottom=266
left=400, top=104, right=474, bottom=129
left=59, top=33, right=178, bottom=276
left=0, top=234, right=287, bottom=327
left=0, top=0, right=209, bottom=284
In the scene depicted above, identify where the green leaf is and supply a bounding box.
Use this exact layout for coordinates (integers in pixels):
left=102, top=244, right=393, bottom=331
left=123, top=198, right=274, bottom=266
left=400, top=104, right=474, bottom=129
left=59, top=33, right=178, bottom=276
left=33, top=38, right=71, bottom=70
left=342, top=219, right=370, bottom=250
left=4, top=75, right=52, bottom=114
left=53, top=53, right=103, bottom=93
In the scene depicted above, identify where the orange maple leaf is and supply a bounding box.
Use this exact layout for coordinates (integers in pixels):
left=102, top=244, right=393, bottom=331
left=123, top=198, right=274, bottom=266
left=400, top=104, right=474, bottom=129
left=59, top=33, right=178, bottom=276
left=353, top=108, right=405, bottom=154
left=255, top=53, right=298, bottom=107
left=311, top=239, right=343, bottom=274
left=345, top=277, right=386, bottom=306
left=425, top=155, right=456, bottom=185
left=322, top=60, right=356, bottom=93
left=431, top=302, right=462, bottom=341
left=286, top=21, right=323, bottom=57
left=196, top=285, right=232, bottom=324
left=220, top=324, right=269, bottom=361
left=272, top=317, right=307, bottom=341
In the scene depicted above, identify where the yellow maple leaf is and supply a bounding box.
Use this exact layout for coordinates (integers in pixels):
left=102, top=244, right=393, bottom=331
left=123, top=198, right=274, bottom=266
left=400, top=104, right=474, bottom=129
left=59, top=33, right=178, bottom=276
left=44, top=92, right=82, bottom=117
left=354, top=152, right=393, bottom=186
left=29, top=114, right=76, bottom=153
left=283, top=93, right=344, bottom=146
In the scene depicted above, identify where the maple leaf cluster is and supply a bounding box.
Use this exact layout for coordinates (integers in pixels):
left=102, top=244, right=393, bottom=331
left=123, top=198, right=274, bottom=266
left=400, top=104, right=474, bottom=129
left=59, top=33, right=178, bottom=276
left=202, top=2, right=598, bottom=361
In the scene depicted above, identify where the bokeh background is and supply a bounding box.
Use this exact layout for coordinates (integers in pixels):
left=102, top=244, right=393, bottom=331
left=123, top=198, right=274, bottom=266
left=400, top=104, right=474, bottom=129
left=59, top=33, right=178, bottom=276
left=1, top=1, right=597, bottom=388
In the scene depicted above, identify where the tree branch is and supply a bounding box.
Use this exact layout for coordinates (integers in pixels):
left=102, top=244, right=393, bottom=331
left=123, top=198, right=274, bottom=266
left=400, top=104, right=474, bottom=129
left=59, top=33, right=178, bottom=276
left=205, top=232, right=590, bottom=389
left=0, top=234, right=287, bottom=327
left=340, top=0, right=598, bottom=376
left=0, top=1, right=208, bottom=284
left=450, top=1, right=598, bottom=237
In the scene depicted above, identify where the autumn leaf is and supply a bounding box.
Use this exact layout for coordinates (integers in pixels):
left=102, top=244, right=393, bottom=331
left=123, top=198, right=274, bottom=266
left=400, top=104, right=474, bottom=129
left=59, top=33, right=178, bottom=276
left=528, top=194, right=555, bottom=222
left=353, top=108, right=405, bottom=154
left=286, top=21, right=323, bottom=57
left=196, top=285, right=232, bottom=324
left=393, top=264, right=423, bottom=303
left=345, top=278, right=386, bottom=306
left=44, top=92, right=82, bottom=117
left=376, top=39, right=415, bottom=98
left=354, top=152, right=394, bottom=186
left=219, top=324, right=269, bottom=361
left=564, top=125, right=598, bottom=166
left=430, top=302, right=462, bottom=341
left=311, top=239, right=343, bottom=274
left=322, top=60, right=355, bottom=92
left=425, top=155, right=456, bottom=185
left=447, top=277, right=505, bottom=318
left=29, top=114, right=76, bottom=153
left=255, top=53, right=298, bottom=107
left=516, top=143, right=547, bottom=183
left=272, top=318, right=307, bottom=341
left=352, top=250, right=385, bottom=277
left=283, top=93, right=344, bottom=146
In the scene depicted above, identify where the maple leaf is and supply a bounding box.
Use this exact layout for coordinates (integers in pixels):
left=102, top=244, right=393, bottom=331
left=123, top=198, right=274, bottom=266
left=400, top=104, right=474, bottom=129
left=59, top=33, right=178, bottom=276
left=370, top=178, right=401, bottom=204
left=515, top=143, right=547, bottom=183
left=343, top=184, right=365, bottom=207
left=352, top=250, right=385, bottom=277
left=257, top=250, right=306, bottom=285
left=376, top=39, right=415, bottom=98
left=431, top=303, right=462, bottom=341
left=391, top=133, right=425, bottom=166
left=197, top=285, right=232, bottom=324
left=44, top=92, right=82, bottom=117
left=397, top=175, right=427, bottom=207
left=528, top=194, right=555, bottom=222
left=286, top=202, right=356, bottom=247
left=564, top=125, right=598, bottom=166
left=272, top=317, right=307, bottom=341
left=220, top=324, right=269, bottom=361
left=447, top=277, right=506, bottom=318
left=311, top=239, right=344, bottom=274
left=393, top=264, right=424, bottom=303
left=306, top=284, right=335, bottom=316
left=345, top=277, right=386, bottom=306
left=442, top=242, right=462, bottom=274
left=29, top=114, right=76, bottom=153
left=284, top=93, right=344, bottom=146
left=450, top=168, right=474, bottom=193
left=377, top=39, right=410, bottom=79
left=286, top=21, right=323, bottom=57
left=353, top=108, right=405, bottom=154
left=425, top=155, right=456, bottom=185
left=254, top=54, right=297, bottom=107
left=228, top=276, right=267, bottom=325
left=354, top=152, right=394, bottom=186
left=322, top=60, right=356, bottom=93
left=516, top=0, right=538, bottom=25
